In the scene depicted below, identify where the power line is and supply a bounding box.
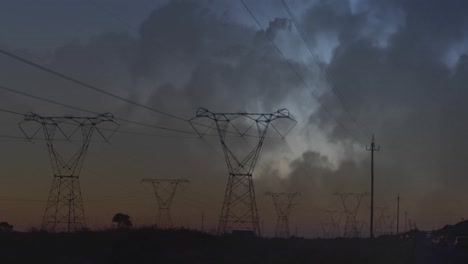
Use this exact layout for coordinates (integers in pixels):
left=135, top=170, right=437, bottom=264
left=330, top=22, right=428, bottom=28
left=0, top=135, right=107, bottom=143
left=0, top=135, right=33, bottom=142
left=280, top=0, right=371, bottom=138
left=239, top=0, right=362, bottom=143
left=0, top=132, right=194, bottom=142
left=0, top=48, right=188, bottom=122
left=0, top=49, right=263, bottom=138
left=0, top=196, right=154, bottom=203
left=0, top=107, right=23, bottom=116
left=0, top=105, right=200, bottom=143
left=0, top=84, right=278, bottom=142
left=0, top=84, right=200, bottom=136
left=0, top=83, right=282, bottom=140
left=0, top=198, right=46, bottom=203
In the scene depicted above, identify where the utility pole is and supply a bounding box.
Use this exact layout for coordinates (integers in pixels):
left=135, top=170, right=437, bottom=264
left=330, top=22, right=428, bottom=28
left=366, top=134, right=380, bottom=239
left=396, top=194, right=400, bottom=235
left=405, top=211, right=407, bottom=233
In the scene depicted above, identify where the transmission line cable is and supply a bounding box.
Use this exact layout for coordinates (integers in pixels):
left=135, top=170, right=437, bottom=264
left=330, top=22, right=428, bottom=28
left=0, top=84, right=202, bottom=136
left=0, top=48, right=266, bottom=138
left=0, top=48, right=189, bottom=122
left=0, top=107, right=23, bottom=116
left=0, top=84, right=279, bottom=141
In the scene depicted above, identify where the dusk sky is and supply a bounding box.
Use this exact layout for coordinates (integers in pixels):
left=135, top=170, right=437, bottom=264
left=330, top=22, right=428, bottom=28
left=1, top=0, right=468, bottom=237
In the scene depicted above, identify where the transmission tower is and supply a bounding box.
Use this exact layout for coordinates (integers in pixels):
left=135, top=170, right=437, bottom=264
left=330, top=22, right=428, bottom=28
left=190, top=108, right=295, bottom=236
left=374, top=207, right=387, bottom=236
left=356, top=220, right=368, bottom=238
left=321, top=209, right=342, bottom=238
left=374, top=205, right=396, bottom=236
left=18, top=112, right=118, bottom=232
left=335, top=192, right=368, bottom=238
left=386, top=214, right=395, bottom=235
left=265, top=192, right=300, bottom=238
left=141, top=178, right=189, bottom=229
left=320, top=223, right=332, bottom=238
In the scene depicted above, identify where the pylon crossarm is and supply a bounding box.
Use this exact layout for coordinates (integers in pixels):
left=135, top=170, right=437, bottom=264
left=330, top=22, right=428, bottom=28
left=191, top=108, right=295, bottom=139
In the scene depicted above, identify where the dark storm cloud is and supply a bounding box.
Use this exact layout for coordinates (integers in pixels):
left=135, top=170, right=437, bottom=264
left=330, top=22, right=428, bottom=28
left=132, top=1, right=305, bottom=118
left=51, top=32, right=136, bottom=84
left=265, top=18, right=292, bottom=39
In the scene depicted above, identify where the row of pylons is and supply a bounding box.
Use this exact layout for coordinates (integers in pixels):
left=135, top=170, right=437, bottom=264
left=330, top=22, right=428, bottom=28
left=16, top=108, right=300, bottom=236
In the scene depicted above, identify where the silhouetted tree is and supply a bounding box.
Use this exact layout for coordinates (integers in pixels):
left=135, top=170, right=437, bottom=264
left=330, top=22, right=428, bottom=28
left=112, top=213, right=132, bottom=228
left=0, top=222, right=13, bottom=232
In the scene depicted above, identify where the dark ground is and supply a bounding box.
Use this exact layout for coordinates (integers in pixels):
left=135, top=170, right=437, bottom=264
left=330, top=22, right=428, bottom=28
left=0, top=228, right=416, bottom=264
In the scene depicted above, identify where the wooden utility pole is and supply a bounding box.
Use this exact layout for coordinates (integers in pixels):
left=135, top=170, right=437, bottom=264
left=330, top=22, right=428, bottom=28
left=397, top=194, right=400, bottom=235
left=366, top=134, right=380, bottom=239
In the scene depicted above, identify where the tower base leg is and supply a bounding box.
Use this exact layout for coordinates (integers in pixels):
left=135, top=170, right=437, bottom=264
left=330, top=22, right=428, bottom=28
left=217, top=174, right=260, bottom=236
left=41, top=176, right=86, bottom=232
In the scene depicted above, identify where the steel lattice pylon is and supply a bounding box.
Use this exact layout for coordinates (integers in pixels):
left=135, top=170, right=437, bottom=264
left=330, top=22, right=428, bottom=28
left=190, top=108, right=295, bottom=236
left=321, top=210, right=342, bottom=238
left=265, top=192, right=300, bottom=238
left=18, top=113, right=118, bottom=232
left=374, top=206, right=395, bottom=236
left=141, top=178, right=189, bottom=229
left=335, top=192, right=369, bottom=238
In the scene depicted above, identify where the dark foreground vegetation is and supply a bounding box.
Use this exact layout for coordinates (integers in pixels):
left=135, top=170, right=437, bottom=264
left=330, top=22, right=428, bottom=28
left=0, top=228, right=414, bottom=263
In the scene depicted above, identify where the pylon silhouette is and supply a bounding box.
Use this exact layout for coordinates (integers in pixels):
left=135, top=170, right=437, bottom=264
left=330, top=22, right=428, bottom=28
left=375, top=206, right=395, bottom=236
left=18, top=112, right=118, bottom=232
left=190, top=108, right=296, bottom=236
left=321, top=209, right=342, bottom=238
left=141, top=178, right=189, bottom=228
left=335, top=192, right=368, bottom=238
left=265, top=192, right=300, bottom=238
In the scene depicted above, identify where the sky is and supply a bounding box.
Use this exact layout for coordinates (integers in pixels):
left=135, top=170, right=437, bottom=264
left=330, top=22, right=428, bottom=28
left=0, top=0, right=468, bottom=237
